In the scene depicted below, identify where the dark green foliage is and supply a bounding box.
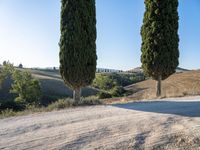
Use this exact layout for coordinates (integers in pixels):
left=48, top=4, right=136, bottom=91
left=59, top=0, right=97, bottom=90
left=93, top=73, right=144, bottom=91
left=141, top=0, right=179, bottom=80
left=93, top=73, right=144, bottom=98
left=93, top=74, right=117, bottom=90
left=98, top=92, right=112, bottom=99
left=40, top=95, right=66, bottom=106
left=2, top=61, right=7, bottom=66
left=10, top=70, right=42, bottom=106
left=18, top=64, right=23, bottom=68
left=110, top=86, right=126, bottom=97
left=0, top=99, right=25, bottom=111
left=0, top=62, right=14, bottom=87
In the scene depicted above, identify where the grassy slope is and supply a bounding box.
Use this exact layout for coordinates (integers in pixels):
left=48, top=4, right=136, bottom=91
left=125, top=70, right=200, bottom=100
left=31, top=69, right=99, bottom=97
left=0, top=68, right=99, bottom=100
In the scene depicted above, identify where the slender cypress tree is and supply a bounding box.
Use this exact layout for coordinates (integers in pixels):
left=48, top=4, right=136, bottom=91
left=141, top=0, right=179, bottom=97
left=59, top=0, right=97, bottom=102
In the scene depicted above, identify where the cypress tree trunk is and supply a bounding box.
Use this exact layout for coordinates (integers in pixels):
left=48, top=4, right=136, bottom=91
left=73, top=88, right=81, bottom=103
left=156, top=75, right=162, bottom=97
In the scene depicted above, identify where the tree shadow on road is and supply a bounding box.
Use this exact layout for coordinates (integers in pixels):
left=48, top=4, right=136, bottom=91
left=113, top=100, right=200, bottom=117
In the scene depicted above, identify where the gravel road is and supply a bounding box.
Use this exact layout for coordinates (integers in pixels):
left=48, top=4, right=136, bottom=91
left=1, top=97, right=200, bottom=150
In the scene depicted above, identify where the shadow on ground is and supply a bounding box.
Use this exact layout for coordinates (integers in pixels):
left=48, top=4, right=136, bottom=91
left=113, top=100, right=200, bottom=117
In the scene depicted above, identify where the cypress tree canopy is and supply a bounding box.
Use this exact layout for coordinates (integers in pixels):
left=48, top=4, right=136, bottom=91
left=141, top=0, right=179, bottom=80
left=59, top=0, right=97, bottom=90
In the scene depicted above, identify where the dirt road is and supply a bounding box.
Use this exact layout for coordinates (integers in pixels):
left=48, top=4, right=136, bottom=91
left=1, top=97, right=200, bottom=150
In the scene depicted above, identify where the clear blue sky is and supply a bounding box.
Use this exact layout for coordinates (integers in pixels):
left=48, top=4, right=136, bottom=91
left=0, top=0, right=199, bottom=70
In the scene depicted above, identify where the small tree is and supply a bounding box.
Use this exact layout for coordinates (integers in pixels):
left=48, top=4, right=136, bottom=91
left=59, top=0, right=97, bottom=102
left=141, top=0, right=179, bottom=97
left=0, top=62, right=14, bottom=87
left=18, top=63, right=23, bottom=68
left=10, top=70, right=41, bottom=105
left=3, top=61, right=7, bottom=66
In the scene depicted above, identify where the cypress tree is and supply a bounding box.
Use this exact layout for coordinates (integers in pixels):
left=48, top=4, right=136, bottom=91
left=141, top=0, right=179, bottom=97
left=59, top=0, right=97, bottom=102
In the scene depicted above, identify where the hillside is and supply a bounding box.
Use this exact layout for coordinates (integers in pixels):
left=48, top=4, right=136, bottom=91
left=0, top=68, right=99, bottom=100
left=125, top=70, right=200, bottom=101
left=127, top=67, right=190, bottom=73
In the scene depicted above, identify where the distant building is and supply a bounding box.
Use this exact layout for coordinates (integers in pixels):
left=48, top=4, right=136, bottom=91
left=96, top=68, right=123, bottom=73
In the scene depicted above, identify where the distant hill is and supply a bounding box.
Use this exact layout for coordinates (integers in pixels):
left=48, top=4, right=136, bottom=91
left=127, top=67, right=190, bottom=73
left=0, top=68, right=99, bottom=100
left=176, top=67, right=190, bottom=72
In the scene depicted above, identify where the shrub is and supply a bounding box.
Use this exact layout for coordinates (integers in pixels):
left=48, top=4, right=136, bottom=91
left=98, top=92, right=112, bottom=99
left=92, top=74, right=117, bottom=90
left=10, top=70, right=42, bottom=106
left=78, top=96, right=102, bottom=105
left=92, top=73, right=145, bottom=91
left=0, top=109, right=16, bottom=118
left=40, top=95, right=66, bottom=106
left=46, top=99, right=74, bottom=111
left=111, top=86, right=126, bottom=97
left=0, top=100, right=25, bottom=111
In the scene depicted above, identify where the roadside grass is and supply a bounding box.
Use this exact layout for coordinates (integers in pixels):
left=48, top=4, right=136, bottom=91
left=0, top=96, right=102, bottom=119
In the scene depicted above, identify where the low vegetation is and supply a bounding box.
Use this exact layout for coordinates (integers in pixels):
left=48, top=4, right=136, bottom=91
left=0, top=63, right=42, bottom=110
left=0, top=97, right=102, bottom=118
left=93, top=73, right=144, bottom=99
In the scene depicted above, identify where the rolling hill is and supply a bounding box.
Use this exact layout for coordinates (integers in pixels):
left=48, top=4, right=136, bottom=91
left=0, top=68, right=99, bottom=100
left=125, top=70, right=200, bottom=101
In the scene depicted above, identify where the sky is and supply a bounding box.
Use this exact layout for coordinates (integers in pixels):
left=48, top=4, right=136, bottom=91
left=0, top=0, right=199, bottom=70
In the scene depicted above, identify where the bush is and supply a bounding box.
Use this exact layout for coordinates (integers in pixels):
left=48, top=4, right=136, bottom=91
left=78, top=96, right=102, bottom=105
left=0, top=109, right=16, bottom=118
left=92, top=73, right=145, bottom=91
left=110, top=86, right=126, bottom=97
left=46, top=99, right=74, bottom=111
left=40, top=95, right=66, bottom=106
left=92, top=74, right=117, bottom=90
left=10, top=70, right=42, bottom=106
left=98, top=92, right=112, bottom=99
left=0, top=100, right=25, bottom=111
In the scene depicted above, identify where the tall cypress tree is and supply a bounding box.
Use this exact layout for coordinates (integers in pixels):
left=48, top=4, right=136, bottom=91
left=59, top=0, right=97, bottom=102
left=141, top=0, right=179, bottom=97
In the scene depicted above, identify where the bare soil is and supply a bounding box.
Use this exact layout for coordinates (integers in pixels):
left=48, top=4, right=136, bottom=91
left=1, top=97, right=200, bottom=150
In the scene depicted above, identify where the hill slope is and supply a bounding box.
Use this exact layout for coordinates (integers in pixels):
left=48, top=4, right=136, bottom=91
left=0, top=68, right=99, bottom=100
left=125, top=70, right=200, bottom=100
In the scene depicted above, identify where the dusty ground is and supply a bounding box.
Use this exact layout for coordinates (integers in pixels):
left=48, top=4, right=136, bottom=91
left=1, top=97, right=200, bottom=150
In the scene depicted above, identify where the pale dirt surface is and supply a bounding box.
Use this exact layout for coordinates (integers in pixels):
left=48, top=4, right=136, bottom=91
left=1, top=98, right=200, bottom=150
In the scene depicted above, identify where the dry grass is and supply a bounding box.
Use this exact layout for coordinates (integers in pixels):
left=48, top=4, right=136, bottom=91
left=104, top=70, right=200, bottom=104
left=126, top=70, right=200, bottom=100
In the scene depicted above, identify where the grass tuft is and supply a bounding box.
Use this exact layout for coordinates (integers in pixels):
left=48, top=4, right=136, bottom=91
left=0, top=97, right=102, bottom=119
